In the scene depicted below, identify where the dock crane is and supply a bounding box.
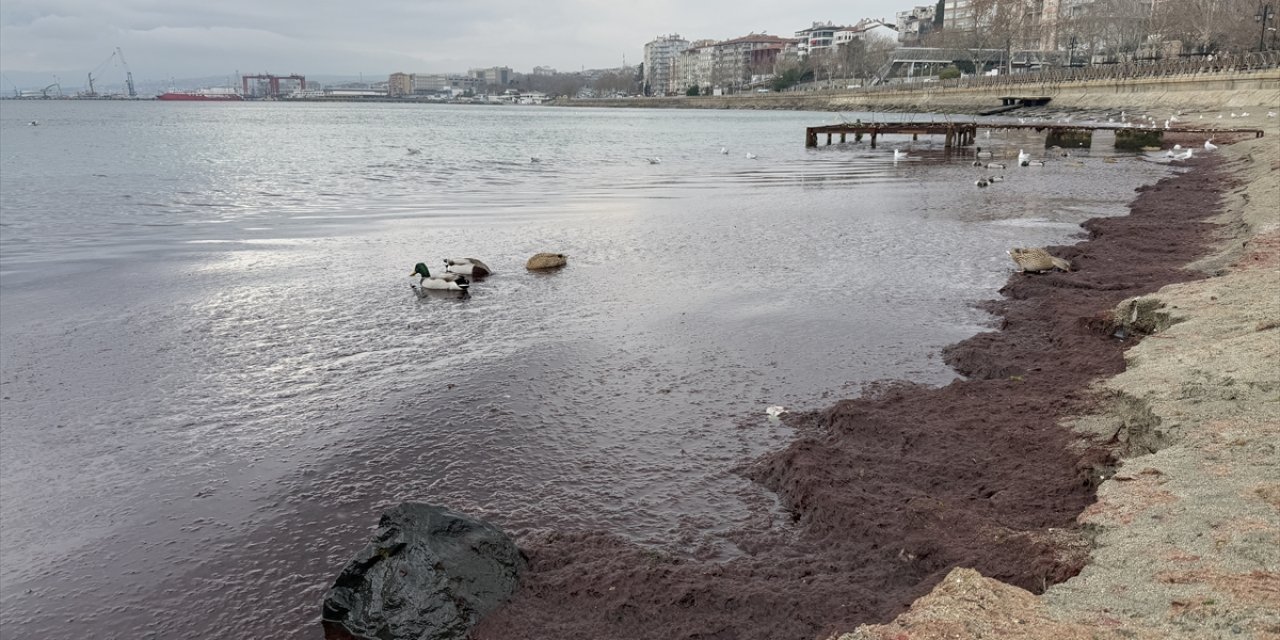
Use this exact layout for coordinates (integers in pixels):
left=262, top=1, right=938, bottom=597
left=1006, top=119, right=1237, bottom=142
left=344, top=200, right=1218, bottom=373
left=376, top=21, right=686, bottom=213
left=85, top=47, right=137, bottom=97
left=117, top=47, right=137, bottom=97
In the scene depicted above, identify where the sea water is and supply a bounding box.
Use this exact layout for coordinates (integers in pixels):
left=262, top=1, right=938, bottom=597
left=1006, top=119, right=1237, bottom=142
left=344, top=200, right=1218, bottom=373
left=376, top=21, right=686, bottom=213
left=0, top=100, right=1169, bottom=638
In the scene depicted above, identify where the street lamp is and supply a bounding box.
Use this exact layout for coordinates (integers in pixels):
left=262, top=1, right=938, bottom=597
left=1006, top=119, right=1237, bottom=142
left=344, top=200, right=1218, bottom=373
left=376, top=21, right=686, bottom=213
left=1258, top=4, right=1275, bottom=51
left=1068, top=35, right=1078, bottom=67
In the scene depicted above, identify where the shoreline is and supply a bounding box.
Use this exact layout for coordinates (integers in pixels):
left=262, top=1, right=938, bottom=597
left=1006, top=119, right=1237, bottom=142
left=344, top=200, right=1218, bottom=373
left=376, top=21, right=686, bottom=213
left=471, top=119, right=1265, bottom=638
left=842, top=127, right=1279, bottom=640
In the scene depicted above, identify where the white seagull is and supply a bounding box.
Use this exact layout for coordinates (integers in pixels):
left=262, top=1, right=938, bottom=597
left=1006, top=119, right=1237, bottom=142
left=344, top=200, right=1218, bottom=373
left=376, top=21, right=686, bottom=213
left=1204, top=139, right=1218, bottom=152
left=745, top=152, right=758, bottom=159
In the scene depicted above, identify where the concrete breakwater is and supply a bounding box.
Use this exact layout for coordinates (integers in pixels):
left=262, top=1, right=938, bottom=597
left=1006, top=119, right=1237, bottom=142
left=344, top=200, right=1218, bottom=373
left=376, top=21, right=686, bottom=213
left=557, top=69, right=1280, bottom=114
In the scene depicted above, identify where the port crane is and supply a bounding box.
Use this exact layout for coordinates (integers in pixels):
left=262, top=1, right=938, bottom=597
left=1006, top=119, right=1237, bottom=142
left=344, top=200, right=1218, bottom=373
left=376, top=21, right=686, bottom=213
left=85, top=47, right=137, bottom=97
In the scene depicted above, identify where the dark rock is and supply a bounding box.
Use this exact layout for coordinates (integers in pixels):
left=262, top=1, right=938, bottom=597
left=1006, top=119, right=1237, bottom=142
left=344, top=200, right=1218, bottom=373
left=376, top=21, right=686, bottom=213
left=322, top=503, right=524, bottom=640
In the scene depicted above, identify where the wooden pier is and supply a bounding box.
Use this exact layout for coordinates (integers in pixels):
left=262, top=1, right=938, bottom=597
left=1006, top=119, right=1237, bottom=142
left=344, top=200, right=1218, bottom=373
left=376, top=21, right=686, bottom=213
left=805, top=122, right=978, bottom=149
left=805, top=121, right=1265, bottom=149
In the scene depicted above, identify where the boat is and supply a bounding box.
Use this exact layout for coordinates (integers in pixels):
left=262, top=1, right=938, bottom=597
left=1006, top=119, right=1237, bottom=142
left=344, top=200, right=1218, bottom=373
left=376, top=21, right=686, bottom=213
left=157, top=89, right=244, bottom=101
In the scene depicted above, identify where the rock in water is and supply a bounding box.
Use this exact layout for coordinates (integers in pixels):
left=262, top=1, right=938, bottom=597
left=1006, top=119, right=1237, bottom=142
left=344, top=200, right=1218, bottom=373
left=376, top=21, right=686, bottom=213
left=525, top=252, right=567, bottom=270
left=321, top=503, right=524, bottom=640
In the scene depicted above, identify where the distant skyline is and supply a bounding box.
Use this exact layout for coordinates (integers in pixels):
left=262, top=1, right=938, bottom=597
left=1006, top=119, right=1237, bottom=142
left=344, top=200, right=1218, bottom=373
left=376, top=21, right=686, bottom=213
left=1, top=0, right=905, bottom=88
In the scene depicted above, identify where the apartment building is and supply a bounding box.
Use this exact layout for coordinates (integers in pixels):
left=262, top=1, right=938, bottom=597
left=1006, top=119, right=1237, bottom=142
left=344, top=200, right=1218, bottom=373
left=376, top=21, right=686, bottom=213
left=644, top=34, right=690, bottom=95
left=388, top=72, right=414, bottom=96
left=896, top=5, right=938, bottom=44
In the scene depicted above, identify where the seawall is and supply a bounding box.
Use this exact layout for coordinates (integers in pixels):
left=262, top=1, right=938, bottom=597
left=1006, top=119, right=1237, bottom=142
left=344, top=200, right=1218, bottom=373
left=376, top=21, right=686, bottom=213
left=557, top=69, right=1280, bottom=114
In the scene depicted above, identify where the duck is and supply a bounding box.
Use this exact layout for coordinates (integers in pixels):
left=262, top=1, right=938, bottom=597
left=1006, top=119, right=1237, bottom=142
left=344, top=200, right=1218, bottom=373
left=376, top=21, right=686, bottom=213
left=410, top=262, right=470, bottom=291
left=975, top=147, right=993, bottom=159
left=647, top=157, right=662, bottom=165
left=443, top=258, right=492, bottom=277
left=988, top=175, right=1005, bottom=183
left=28, top=120, right=39, bottom=126
left=1020, top=159, right=1045, bottom=167
left=986, top=162, right=1007, bottom=169
left=1203, top=138, right=1218, bottom=151
left=1008, top=248, right=1072, bottom=273
left=406, top=148, right=421, bottom=155
left=975, top=178, right=990, bottom=188
left=972, top=160, right=985, bottom=167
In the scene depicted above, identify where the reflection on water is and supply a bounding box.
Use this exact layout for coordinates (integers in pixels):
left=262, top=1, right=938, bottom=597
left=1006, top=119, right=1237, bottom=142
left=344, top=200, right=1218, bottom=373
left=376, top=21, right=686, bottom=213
left=0, top=101, right=1170, bottom=638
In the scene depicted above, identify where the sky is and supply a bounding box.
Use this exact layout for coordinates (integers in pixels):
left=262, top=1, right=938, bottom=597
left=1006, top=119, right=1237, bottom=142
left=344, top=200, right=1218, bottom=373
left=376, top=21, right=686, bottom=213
left=0, top=0, right=904, bottom=88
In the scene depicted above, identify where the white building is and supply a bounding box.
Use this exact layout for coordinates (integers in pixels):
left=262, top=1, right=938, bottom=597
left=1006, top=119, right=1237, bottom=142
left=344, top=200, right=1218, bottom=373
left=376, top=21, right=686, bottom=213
left=794, top=22, right=845, bottom=55
left=643, top=34, right=690, bottom=95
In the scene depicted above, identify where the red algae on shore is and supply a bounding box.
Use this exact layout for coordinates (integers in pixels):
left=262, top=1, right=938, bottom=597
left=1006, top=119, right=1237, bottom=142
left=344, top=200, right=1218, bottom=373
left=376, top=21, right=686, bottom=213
left=472, top=159, right=1230, bottom=640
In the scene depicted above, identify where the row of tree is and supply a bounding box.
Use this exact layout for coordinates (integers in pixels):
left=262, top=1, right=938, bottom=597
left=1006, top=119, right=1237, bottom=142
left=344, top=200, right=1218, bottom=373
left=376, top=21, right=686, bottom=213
left=921, top=0, right=1274, bottom=63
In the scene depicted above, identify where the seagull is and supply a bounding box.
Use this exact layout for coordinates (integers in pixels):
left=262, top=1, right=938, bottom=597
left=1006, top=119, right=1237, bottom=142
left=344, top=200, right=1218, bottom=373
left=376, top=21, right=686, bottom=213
left=406, top=147, right=421, bottom=155
left=1017, top=149, right=1030, bottom=163
left=1242, top=111, right=1250, bottom=117
left=893, top=149, right=909, bottom=161
left=765, top=405, right=787, bottom=417
left=647, top=157, right=662, bottom=164
left=1204, top=139, right=1218, bottom=151
left=27, top=120, right=38, bottom=126
left=1268, top=111, right=1278, bottom=118
left=530, top=157, right=541, bottom=163
left=1170, top=148, right=1193, bottom=161
left=720, top=147, right=729, bottom=154
left=745, top=152, right=758, bottom=159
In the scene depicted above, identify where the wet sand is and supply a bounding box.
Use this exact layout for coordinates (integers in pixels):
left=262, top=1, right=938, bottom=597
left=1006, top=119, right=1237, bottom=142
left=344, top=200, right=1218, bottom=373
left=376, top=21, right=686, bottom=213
left=474, top=158, right=1229, bottom=639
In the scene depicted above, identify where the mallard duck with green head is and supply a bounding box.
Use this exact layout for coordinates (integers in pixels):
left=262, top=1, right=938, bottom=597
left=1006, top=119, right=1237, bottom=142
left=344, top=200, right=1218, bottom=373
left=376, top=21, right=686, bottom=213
left=410, top=262, right=470, bottom=292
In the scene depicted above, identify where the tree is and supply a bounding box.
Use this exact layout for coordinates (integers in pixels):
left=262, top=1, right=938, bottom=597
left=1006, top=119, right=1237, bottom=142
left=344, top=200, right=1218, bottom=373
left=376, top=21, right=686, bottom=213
left=686, top=84, right=700, bottom=96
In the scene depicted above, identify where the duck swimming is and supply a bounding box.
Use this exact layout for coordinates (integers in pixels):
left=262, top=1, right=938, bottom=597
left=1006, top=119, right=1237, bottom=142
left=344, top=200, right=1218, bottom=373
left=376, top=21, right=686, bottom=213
left=443, top=258, right=491, bottom=277
left=411, top=262, right=470, bottom=291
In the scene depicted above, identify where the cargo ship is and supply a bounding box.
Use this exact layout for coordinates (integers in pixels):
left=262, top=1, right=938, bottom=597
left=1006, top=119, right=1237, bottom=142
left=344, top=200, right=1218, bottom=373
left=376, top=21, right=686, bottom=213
left=156, top=89, right=244, bottom=101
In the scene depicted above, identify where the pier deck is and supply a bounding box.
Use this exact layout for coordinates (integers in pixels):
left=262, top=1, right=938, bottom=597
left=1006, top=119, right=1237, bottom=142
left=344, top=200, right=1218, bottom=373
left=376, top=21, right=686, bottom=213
left=805, top=121, right=1265, bottom=149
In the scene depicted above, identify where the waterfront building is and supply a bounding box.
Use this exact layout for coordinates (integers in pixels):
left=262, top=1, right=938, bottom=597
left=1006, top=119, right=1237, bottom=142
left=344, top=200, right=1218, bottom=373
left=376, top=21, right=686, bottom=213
left=388, top=72, right=414, bottom=97
left=794, top=22, right=846, bottom=55
left=643, top=34, right=690, bottom=95
left=672, top=39, right=717, bottom=94
left=711, top=33, right=794, bottom=91
left=896, top=5, right=938, bottom=45
left=469, top=66, right=512, bottom=87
